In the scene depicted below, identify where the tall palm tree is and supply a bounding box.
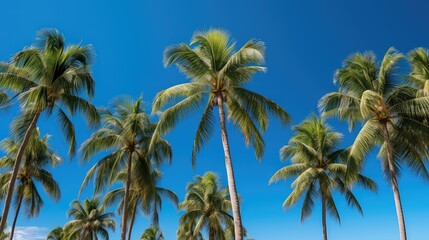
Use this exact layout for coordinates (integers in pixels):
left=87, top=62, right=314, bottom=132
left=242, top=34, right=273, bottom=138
left=270, top=115, right=376, bottom=240
left=178, top=172, right=235, bottom=240
left=80, top=96, right=172, bottom=240
left=152, top=29, right=290, bottom=240
left=140, top=226, right=164, bottom=240
left=0, top=128, right=61, bottom=240
left=46, top=227, right=67, bottom=240
left=64, top=198, right=115, bottom=240
left=0, top=28, right=98, bottom=230
left=319, top=48, right=429, bottom=240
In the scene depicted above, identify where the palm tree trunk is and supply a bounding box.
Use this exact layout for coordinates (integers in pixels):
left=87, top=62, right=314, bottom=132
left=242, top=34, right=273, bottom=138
left=121, top=151, right=133, bottom=240
left=321, top=193, right=328, bottom=240
left=0, top=111, right=40, bottom=231
left=127, top=201, right=138, bottom=240
left=216, top=96, right=243, bottom=240
left=10, top=192, right=24, bottom=240
left=381, top=123, right=407, bottom=240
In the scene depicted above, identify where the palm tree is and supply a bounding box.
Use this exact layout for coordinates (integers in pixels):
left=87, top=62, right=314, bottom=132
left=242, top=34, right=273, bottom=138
left=104, top=161, right=178, bottom=240
left=0, top=128, right=61, bottom=240
left=140, top=226, right=164, bottom=240
left=178, top=172, right=235, bottom=240
left=80, top=96, right=172, bottom=240
left=46, top=227, right=67, bottom=240
left=319, top=48, right=429, bottom=240
left=270, top=115, right=376, bottom=240
left=0, top=28, right=99, bottom=230
left=64, top=198, right=115, bottom=240
left=152, top=29, right=290, bottom=240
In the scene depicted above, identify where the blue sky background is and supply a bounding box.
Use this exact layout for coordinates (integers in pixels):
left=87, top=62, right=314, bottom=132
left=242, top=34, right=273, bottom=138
left=1, top=0, right=429, bottom=239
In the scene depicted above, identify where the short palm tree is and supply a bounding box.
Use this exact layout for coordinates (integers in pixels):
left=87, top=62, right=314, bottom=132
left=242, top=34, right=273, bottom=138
left=64, top=198, right=115, bottom=240
left=270, top=115, right=376, bottom=240
left=319, top=48, right=429, bottom=240
left=178, top=172, right=235, bottom=240
left=140, top=226, right=164, bottom=240
left=0, top=28, right=98, bottom=230
left=152, top=29, right=290, bottom=240
left=46, top=227, right=67, bottom=240
left=0, top=128, right=61, bottom=240
left=104, top=158, right=178, bottom=240
left=80, top=96, right=171, bottom=240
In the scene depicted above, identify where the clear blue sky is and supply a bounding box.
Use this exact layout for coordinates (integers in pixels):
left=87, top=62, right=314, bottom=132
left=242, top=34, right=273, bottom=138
left=1, top=0, right=429, bottom=239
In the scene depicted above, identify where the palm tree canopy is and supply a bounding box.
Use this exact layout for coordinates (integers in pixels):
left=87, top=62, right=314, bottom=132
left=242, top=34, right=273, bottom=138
left=0, top=28, right=99, bottom=156
left=64, top=198, right=115, bottom=240
left=140, top=226, right=164, bottom=240
left=80, top=96, right=172, bottom=195
left=178, top=172, right=236, bottom=239
left=319, top=48, right=429, bottom=179
left=270, top=115, right=377, bottom=222
left=152, top=29, right=290, bottom=166
left=0, top=128, right=61, bottom=217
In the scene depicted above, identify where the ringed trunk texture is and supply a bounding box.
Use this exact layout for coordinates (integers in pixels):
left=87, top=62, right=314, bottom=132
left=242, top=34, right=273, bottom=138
left=121, top=151, right=133, bottom=240
left=321, top=194, right=328, bottom=240
left=0, top=111, right=40, bottom=231
left=10, top=192, right=24, bottom=240
left=127, top=201, right=138, bottom=240
left=381, top=123, right=407, bottom=240
left=217, top=96, right=243, bottom=240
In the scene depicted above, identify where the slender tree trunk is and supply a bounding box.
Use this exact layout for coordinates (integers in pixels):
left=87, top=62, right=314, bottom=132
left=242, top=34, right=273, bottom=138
left=10, top=192, right=23, bottom=240
left=216, top=96, right=243, bottom=240
left=381, top=123, right=407, bottom=240
left=0, top=111, right=40, bottom=231
left=121, top=151, right=133, bottom=240
left=321, top=193, right=328, bottom=240
left=127, top=201, right=138, bottom=240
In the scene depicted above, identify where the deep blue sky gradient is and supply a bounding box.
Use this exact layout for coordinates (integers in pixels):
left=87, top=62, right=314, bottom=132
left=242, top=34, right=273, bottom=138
left=1, top=0, right=429, bottom=239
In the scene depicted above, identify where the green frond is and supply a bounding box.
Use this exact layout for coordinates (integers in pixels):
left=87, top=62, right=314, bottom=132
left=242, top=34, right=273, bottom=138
left=350, top=119, right=381, bottom=161
left=325, top=192, right=341, bottom=223
left=269, top=164, right=308, bottom=184
left=229, top=87, right=290, bottom=130
left=163, top=43, right=211, bottom=78
left=300, top=182, right=316, bottom=222
left=226, top=95, right=265, bottom=159
left=192, top=102, right=215, bottom=167
left=57, top=109, right=76, bottom=157
left=150, top=93, right=203, bottom=151
left=152, top=83, right=206, bottom=113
